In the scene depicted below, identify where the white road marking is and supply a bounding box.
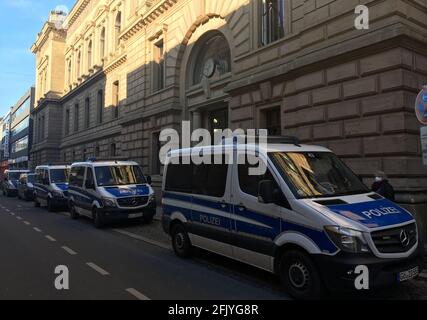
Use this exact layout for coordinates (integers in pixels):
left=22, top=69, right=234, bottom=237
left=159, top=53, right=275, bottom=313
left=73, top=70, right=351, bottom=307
left=126, top=288, right=150, bottom=300
left=86, top=263, right=110, bottom=276
left=113, top=229, right=171, bottom=250
left=23, top=221, right=31, bottom=226
left=45, top=235, right=57, bottom=242
left=10, top=212, right=15, bottom=216
left=33, top=227, right=42, bottom=233
left=62, top=246, right=77, bottom=255
left=16, top=216, right=22, bottom=220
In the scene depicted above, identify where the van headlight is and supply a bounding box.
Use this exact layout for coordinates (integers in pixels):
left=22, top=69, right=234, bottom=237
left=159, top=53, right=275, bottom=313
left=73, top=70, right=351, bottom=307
left=102, top=197, right=117, bottom=208
left=148, top=194, right=156, bottom=203
left=325, top=226, right=370, bottom=253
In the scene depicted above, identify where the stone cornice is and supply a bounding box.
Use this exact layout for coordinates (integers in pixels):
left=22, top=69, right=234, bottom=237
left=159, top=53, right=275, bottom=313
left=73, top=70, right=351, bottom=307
left=120, top=0, right=177, bottom=42
left=66, top=0, right=91, bottom=30
left=104, top=53, right=127, bottom=74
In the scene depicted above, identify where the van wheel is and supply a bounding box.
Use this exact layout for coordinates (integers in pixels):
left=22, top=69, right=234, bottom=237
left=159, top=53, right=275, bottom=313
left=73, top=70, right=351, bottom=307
left=47, top=198, right=56, bottom=212
left=69, top=202, right=79, bottom=220
left=93, top=208, right=104, bottom=229
left=34, top=195, right=40, bottom=207
left=279, top=250, right=324, bottom=300
left=171, top=223, right=193, bottom=258
left=4, top=189, right=8, bottom=197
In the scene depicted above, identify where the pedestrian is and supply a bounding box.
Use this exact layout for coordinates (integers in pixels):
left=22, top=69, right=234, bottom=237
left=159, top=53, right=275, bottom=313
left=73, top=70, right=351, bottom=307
left=371, top=171, right=395, bottom=201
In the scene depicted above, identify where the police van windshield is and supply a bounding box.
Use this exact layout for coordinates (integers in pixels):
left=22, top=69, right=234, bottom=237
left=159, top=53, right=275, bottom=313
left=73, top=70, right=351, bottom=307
left=269, top=152, right=369, bottom=199
left=95, top=165, right=146, bottom=187
left=50, top=169, right=70, bottom=183
left=8, top=172, right=21, bottom=180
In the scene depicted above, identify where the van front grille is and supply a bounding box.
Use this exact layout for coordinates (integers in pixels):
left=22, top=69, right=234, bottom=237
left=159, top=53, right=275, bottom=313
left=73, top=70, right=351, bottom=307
left=371, top=223, right=417, bottom=254
left=117, top=196, right=148, bottom=208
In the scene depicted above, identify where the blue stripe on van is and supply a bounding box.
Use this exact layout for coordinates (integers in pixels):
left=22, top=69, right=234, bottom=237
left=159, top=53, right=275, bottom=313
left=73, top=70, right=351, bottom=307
left=163, top=192, right=338, bottom=254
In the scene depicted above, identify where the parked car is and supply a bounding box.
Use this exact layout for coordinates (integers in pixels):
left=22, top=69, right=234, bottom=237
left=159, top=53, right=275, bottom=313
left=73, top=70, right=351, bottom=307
left=161, top=135, right=424, bottom=299
left=17, top=173, right=35, bottom=201
left=1, top=170, right=30, bottom=197
left=34, top=165, right=70, bottom=212
left=68, top=160, right=156, bottom=228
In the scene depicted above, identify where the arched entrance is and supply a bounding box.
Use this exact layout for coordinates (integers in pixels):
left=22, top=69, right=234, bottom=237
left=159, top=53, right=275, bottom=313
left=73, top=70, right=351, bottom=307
left=181, top=28, right=233, bottom=136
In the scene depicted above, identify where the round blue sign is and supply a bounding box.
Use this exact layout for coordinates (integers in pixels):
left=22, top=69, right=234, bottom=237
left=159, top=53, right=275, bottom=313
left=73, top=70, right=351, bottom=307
left=416, top=86, right=427, bottom=125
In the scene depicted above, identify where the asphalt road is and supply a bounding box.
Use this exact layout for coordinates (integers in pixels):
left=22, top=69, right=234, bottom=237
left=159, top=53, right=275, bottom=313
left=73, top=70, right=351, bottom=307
left=0, top=195, right=288, bottom=300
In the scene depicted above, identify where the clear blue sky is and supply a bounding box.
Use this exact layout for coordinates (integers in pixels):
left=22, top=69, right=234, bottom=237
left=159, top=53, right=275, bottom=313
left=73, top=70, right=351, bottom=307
left=0, top=0, right=76, bottom=117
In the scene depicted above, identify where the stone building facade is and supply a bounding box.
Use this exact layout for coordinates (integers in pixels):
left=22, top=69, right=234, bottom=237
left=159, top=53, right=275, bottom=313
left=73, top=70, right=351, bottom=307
left=30, top=0, right=427, bottom=231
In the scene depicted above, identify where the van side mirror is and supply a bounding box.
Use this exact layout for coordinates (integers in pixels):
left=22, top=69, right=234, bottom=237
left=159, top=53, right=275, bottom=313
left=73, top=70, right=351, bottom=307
left=258, top=180, right=275, bottom=204
left=146, top=175, right=152, bottom=185
left=85, top=180, right=95, bottom=190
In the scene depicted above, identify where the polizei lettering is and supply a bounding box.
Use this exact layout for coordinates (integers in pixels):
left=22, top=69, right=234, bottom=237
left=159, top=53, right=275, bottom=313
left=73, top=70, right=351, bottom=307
left=361, top=206, right=401, bottom=219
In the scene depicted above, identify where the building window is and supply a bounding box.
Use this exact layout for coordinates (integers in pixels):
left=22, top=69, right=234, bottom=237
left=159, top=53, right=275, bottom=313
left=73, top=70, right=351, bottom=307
left=74, top=104, right=79, bottom=132
left=260, top=0, right=286, bottom=46
left=65, top=109, right=70, bottom=135
left=41, top=115, right=45, bottom=139
left=77, top=51, right=81, bottom=78
left=115, top=12, right=122, bottom=48
left=87, top=40, right=92, bottom=70
left=100, top=27, right=106, bottom=61
left=261, top=106, right=281, bottom=136
left=67, top=60, right=72, bottom=86
left=153, top=39, right=165, bottom=92
left=97, top=90, right=103, bottom=123
left=95, top=144, right=100, bottom=157
left=110, top=143, right=116, bottom=157
left=151, top=132, right=161, bottom=175
left=112, top=81, right=119, bottom=119
left=85, top=97, right=90, bottom=129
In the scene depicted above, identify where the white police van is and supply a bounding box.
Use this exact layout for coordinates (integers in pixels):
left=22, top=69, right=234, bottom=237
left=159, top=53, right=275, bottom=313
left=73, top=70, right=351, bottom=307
left=34, top=165, right=70, bottom=211
left=2, top=169, right=30, bottom=197
left=162, top=136, right=424, bottom=299
left=68, top=160, right=156, bottom=228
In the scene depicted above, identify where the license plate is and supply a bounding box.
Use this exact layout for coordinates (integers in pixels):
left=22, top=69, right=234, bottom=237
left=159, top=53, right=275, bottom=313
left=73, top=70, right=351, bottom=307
left=129, top=213, right=143, bottom=219
left=398, top=266, right=419, bottom=282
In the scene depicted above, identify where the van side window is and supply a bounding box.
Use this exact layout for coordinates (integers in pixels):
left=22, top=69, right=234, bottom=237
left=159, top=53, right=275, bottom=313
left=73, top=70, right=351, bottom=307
left=193, top=163, right=228, bottom=198
left=165, top=163, right=192, bottom=193
left=238, top=163, right=277, bottom=197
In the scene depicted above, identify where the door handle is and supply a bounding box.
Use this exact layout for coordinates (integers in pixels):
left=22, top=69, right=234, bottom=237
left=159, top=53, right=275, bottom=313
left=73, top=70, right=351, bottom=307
left=237, top=203, right=246, bottom=211
left=219, top=201, right=228, bottom=209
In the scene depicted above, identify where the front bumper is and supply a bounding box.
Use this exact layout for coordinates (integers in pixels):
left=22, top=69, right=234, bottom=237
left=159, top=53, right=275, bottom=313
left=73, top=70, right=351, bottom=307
left=314, top=244, right=425, bottom=292
left=99, top=200, right=157, bottom=222
left=51, top=196, right=69, bottom=209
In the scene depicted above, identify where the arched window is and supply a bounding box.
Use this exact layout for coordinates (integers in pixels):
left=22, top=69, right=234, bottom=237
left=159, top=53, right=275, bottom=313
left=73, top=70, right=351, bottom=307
left=115, top=12, right=122, bottom=48
left=77, top=51, right=81, bottom=78
left=67, top=60, right=72, bottom=85
left=191, top=32, right=231, bottom=86
left=100, top=27, right=106, bottom=61
left=87, top=40, right=92, bottom=70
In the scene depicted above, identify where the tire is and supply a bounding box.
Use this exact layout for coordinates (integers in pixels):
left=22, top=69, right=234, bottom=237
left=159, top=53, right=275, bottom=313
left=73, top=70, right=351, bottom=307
left=279, top=250, right=325, bottom=300
left=34, top=195, right=41, bottom=207
left=69, top=202, right=79, bottom=220
left=4, top=189, right=9, bottom=197
left=93, top=208, right=105, bottom=229
left=171, top=223, right=193, bottom=258
left=17, top=193, right=21, bottom=200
